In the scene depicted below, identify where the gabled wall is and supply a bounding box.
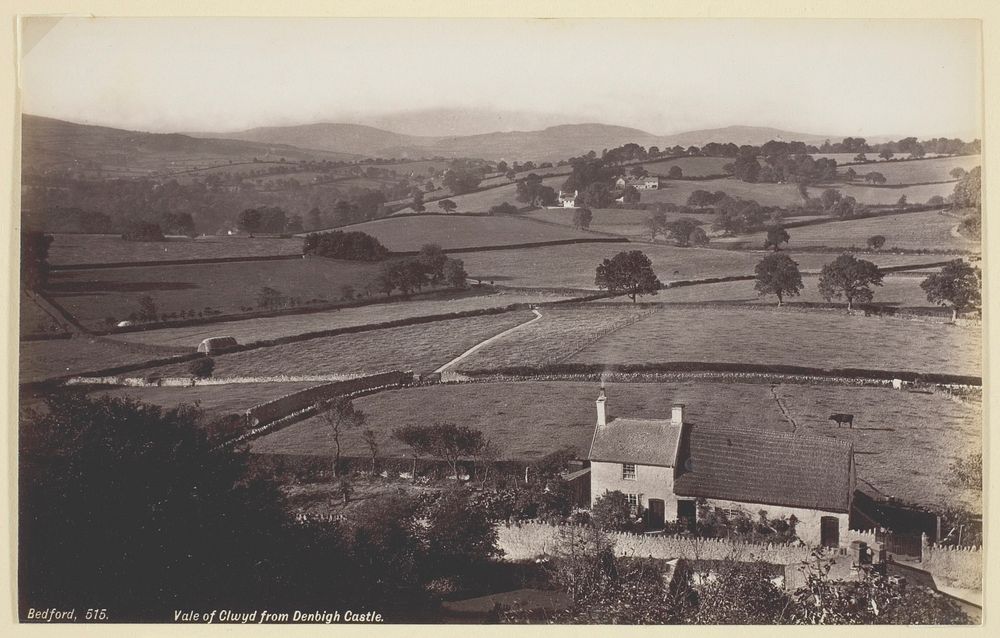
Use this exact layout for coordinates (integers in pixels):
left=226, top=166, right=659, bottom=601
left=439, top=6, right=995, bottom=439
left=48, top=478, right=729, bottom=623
left=590, top=461, right=677, bottom=518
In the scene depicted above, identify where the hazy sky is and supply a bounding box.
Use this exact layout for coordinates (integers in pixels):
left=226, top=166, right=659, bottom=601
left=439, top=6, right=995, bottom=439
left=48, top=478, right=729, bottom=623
left=20, top=17, right=982, bottom=139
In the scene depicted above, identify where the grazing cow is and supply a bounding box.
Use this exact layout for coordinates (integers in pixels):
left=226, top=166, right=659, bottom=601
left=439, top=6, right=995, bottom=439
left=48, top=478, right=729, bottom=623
left=829, top=413, right=854, bottom=428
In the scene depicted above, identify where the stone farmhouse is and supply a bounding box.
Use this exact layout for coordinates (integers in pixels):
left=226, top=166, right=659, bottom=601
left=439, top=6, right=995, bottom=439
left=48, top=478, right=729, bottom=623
left=587, top=388, right=856, bottom=547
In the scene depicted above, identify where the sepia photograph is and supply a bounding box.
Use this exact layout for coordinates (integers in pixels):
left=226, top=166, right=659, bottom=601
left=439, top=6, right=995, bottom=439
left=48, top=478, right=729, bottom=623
left=12, top=10, right=987, bottom=626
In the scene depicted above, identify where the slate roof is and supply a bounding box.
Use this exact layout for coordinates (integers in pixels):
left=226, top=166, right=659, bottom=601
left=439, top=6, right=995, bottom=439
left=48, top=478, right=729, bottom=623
left=588, top=418, right=684, bottom=467
left=673, top=426, right=854, bottom=513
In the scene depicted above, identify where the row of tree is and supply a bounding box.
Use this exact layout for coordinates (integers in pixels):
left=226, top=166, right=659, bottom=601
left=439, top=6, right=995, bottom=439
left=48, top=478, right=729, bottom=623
left=373, top=244, right=468, bottom=297
left=593, top=247, right=980, bottom=318
left=302, top=229, right=390, bottom=261
left=754, top=252, right=981, bottom=317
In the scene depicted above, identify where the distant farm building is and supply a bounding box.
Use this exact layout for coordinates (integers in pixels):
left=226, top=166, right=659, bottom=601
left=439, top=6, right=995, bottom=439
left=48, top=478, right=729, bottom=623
left=615, top=176, right=660, bottom=190
left=197, top=336, right=238, bottom=354
left=587, top=388, right=856, bottom=547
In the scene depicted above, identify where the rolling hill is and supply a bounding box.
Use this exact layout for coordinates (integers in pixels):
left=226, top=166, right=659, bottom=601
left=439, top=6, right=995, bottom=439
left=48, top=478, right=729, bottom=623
left=193, top=120, right=841, bottom=162
left=21, top=114, right=359, bottom=175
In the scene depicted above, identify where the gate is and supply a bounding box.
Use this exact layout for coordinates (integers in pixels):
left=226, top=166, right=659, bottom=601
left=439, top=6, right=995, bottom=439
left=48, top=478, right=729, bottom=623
left=876, top=530, right=923, bottom=558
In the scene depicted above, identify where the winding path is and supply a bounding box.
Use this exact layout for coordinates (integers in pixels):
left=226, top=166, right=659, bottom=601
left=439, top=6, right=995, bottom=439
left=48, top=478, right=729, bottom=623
left=434, top=308, right=543, bottom=374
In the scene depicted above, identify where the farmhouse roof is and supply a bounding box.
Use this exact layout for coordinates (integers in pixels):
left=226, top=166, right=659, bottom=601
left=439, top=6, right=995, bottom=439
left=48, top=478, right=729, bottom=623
left=673, top=426, right=854, bottom=513
left=588, top=418, right=684, bottom=467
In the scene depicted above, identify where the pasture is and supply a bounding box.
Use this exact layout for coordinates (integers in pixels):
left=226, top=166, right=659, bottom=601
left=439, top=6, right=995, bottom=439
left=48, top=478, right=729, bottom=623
left=836, top=155, right=979, bottom=185
left=777, top=384, right=981, bottom=512
left=93, top=382, right=322, bottom=421
left=395, top=176, right=566, bottom=214
left=734, top=208, right=979, bottom=252
left=47, top=257, right=385, bottom=330
left=150, top=311, right=536, bottom=378
left=453, top=306, right=655, bottom=371
left=635, top=156, right=731, bottom=177
left=525, top=208, right=718, bottom=239
left=566, top=306, right=980, bottom=377
left=337, top=214, right=602, bottom=252
left=640, top=178, right=807, bottom=208
left=20, top=293, right=66, bottom=335
left=458, top=243, right=949, bottom=290
left=111, top=289, right=574, bottom=348
left=46, top=233, right=303, bottom=266
left=648, top=273, right=942, bottom=310
left=20, top=336, right=167, bottom=383
left=805, top=182, right=955, bottom=206
left=249, top=380, right=981, bottom=511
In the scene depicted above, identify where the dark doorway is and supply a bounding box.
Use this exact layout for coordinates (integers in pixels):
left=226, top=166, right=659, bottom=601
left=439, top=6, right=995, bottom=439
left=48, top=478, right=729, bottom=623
left=646, top=499, right=665, bottom=530
left=821, top=516, right=840, bottom=548
left=677, top=499, right=697, bottom=526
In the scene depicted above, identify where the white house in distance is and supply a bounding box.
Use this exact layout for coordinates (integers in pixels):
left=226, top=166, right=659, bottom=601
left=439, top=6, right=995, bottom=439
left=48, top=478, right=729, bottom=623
left=587, top=387, right=856, bottom=547
left=558, top=189, right=578, bottom=208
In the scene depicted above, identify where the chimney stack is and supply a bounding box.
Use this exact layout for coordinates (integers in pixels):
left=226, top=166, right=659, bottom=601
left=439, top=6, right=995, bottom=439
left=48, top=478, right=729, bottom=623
left=596, top=387, right=608, bottom=427
left=671, top=403, right=685, bottom=427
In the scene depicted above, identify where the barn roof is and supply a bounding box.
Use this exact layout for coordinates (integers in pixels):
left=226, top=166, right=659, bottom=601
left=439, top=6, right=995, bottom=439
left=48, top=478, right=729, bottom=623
left=588, top=418, right=684, bottom=467
left=673, top=426, right=854, bottom=513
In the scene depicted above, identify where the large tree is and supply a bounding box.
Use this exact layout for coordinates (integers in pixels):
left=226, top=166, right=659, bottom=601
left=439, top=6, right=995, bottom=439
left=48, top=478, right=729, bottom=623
left=573, top=207, right=593, bottom=230
left=318, top=396, right=366, bottom=477
left=595, top=250, right=662, bottom=302
left=754, top=253, right=804, bottom=306
left=21, top=231, right=53, bottom=291
left=818, top=253, right=884, bottom=311
left=19, top=393, right=290, bottom=615
left=763, top=225, right=790, bottom=251
left=920, top=259, right=981, bottom=321
left=952, top=166, right=981, bottom=209
left=438, top=199, right=457, bottom=213
left=664, top=218, right=703, bottom=247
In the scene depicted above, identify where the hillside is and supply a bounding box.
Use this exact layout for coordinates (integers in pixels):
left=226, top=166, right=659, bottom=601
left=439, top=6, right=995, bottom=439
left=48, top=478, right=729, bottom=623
left=193, top=119, right=839, bottom=162
left=21, top=114, right=358, bottom=176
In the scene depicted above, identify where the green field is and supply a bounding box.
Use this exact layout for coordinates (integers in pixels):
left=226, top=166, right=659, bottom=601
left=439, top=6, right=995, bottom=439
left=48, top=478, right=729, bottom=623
left=249, top=380, right=981, bottom=512
left=459, top=243, right=949, bottom=290
left=47, top=234, right=304, bottom=266
left=93, top=382, right=322, bottom=420
left=395, top=176, right=566, bottom=214
left=647, top=273, right=942, bottom=309
left=47, top=257, right=387, bottom=330
left=337, top=214, right=603, bottom=252
left=729, top=209, right=979, bottom=252
left=20, top=293, right=67, bottom=336
left=835, top=155, right=979, bottom=184
left=453, top=306, right=654, bottom=371
left=20, top=337, right=167, bottom=383
left=150, top=311, right=535, bottom=378
left=635, top=156, right=731, bottom=177
left=806, top=182, right=957, bottom=206
left=525, top=207, right=719, bottom=239
left=565, top=307, right=979, bottom=377
left=640, top=178, right=807, bottom=208
left=776, top=384, right=981, bottom=512
left=110, top=289, right=573, bottom=348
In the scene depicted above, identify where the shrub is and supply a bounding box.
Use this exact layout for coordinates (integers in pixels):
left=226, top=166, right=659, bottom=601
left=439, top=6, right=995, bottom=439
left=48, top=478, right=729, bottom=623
left=591, top=490, right=635, bottom=532
left=188, top=357, right=215, bottom=378
left=303, top=230, right=389, bottom=261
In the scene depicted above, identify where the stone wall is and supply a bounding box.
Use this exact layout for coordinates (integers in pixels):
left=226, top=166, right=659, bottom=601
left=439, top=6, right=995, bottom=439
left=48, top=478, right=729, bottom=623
left=497, top=522, right=836, bottom=566
left=922, top=543, right=983, bottom=590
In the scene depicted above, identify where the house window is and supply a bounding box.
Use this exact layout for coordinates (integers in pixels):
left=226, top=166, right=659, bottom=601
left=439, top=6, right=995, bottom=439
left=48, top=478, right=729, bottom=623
left=626, top=493, right=639, bottom=512
left=622, top=463, right=637, bottom=480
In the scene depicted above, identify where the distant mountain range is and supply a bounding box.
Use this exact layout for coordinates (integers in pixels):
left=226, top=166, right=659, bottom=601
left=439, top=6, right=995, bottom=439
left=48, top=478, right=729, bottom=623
left=21, top=114, right=359, bottom=174
left=189, top=121, right=845, bottom=162
left=24, top=113, right=886, bottom=168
